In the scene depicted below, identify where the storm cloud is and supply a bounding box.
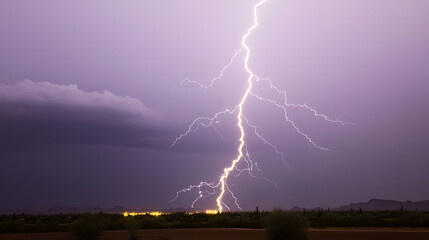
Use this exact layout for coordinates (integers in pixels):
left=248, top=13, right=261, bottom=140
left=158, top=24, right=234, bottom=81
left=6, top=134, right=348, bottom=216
left=0, top=80, right=171, bottom=150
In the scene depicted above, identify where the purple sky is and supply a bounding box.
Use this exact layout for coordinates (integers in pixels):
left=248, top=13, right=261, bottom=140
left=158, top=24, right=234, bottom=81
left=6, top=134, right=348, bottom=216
left=1, top=0, right=429, bottom=211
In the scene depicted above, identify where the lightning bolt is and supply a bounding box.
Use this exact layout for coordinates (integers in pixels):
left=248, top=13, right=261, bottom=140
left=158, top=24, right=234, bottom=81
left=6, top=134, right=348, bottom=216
left=172, top=0, right=349, bottom=212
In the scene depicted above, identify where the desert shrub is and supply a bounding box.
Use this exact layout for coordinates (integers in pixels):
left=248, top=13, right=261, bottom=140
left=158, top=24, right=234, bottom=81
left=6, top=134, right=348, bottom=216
left=103, top=214, right=125, bottom=230
left=104, top=218, right=125, bottom=230
left=124, top=217, right=142, bottom=240
left=336, top=215, right=358, bottom=227
left=356, top=213, right=377, bottom=227
left=314, top=212, right=337, bottom=227
left=141, top=216, right=167, bottom=229
left=207, top=215, right=234, bottom=228
left=264, top=209, right=309, bottom=240
left=0, top=221, right=24, bottom=233
left=402, top=212, right=429, bottom=228
left=70, top=214, right=104, bottom=240
left=238, top=213, right=260, bottom=228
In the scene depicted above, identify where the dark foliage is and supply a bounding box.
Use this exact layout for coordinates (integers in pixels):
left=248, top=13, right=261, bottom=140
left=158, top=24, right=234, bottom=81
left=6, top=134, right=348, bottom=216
left=70, top=213, right=104, bottom=240
left=0, top=210, right=428, bottom=234
left=124, top=217, right=142, bottom=240
left=263, top=209, right=309, bottom=240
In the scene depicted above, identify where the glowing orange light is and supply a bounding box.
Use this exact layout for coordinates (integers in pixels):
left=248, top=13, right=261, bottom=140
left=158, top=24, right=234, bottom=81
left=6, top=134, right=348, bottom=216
left=149, top=211, right=162, bottom=216
left=205, top=210, right=218, bottom=214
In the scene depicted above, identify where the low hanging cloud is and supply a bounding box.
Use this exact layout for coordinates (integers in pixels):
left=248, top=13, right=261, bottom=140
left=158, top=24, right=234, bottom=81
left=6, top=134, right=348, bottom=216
left=0, top=79, right=160, bottom=120
left=0, top=80, right=172, bottom=150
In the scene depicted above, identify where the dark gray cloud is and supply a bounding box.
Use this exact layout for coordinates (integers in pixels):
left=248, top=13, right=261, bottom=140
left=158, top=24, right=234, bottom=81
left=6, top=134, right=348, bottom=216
left=0, top=80, right=267, bottom=153
left=0, top=80, right=171, bottom=150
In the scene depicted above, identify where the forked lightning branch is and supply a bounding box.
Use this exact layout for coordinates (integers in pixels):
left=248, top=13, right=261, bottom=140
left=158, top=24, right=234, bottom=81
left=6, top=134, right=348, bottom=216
left=171, top=0, right=347, bottom=213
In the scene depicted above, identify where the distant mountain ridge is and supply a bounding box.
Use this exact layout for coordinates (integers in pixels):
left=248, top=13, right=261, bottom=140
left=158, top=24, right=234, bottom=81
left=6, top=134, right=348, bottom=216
left=338, top=199, right=429, bottom=211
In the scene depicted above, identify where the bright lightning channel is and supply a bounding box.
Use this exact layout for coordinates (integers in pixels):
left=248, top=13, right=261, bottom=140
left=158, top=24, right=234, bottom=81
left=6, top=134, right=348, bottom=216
left=172, top=0, right=348, bottom=213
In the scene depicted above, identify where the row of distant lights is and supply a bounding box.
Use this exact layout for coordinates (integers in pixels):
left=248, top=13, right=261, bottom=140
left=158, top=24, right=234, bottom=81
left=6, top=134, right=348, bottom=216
left=205, top=210, right=218, bottom=214
left=123, top=211, right=163, bottom=217
left=123, top=210, right=219, bottom=217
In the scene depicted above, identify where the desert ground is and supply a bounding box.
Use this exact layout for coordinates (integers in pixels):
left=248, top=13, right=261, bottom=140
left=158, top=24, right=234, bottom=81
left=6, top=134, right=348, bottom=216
left=1, top=228, right=429, bottom=240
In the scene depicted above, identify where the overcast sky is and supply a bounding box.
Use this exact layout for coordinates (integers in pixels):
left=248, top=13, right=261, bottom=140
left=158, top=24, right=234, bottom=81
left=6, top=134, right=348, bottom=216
left=1, top=0, right=428, bottom=211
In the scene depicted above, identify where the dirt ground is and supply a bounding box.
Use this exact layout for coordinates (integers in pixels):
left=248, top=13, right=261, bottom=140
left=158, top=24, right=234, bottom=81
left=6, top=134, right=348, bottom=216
left=1, top=228, right=429, bottom=240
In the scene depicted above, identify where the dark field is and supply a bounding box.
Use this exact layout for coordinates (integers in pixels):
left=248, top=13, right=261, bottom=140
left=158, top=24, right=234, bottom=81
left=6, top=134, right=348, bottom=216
left=2, top=210, right=429, bottom=233
left=2, top=211, right=429, bottom=240
left=1, top=228, right=429, bottom=240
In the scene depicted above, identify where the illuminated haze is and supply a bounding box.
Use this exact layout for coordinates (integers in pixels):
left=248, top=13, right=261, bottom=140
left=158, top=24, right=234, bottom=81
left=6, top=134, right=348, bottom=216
left=0, top=0, right=428, bottom=211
